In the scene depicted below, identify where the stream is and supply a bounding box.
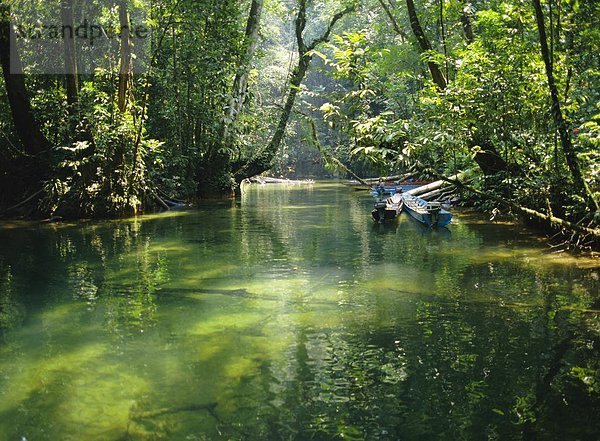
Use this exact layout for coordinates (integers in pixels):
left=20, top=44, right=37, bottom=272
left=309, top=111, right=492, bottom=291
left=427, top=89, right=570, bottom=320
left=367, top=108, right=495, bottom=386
left=0, top=183, right=598, bottom=440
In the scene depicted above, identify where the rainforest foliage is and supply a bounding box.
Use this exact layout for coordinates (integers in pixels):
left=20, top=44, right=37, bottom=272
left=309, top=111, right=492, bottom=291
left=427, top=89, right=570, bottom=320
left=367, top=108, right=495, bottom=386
left=0, top=0, right=598, bottom=228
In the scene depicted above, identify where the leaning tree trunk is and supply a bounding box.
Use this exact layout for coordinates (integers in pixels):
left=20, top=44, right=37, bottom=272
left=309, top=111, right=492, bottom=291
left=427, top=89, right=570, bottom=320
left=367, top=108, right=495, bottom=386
left=532, top=0, right=598, bottom=212
left=0, top=4, right=51, bottom=210
left=222, top=0, right=263, bottom=144
left=377, top=0, right=407, bottom=41
left=233, top=58, right=310, bottom=182
left=233, top=0, right=354, bottom=183
left=117, top=0, right=132, bottom=113
left=196, top=0, right=264, bottom=198
left=460, top=1, right=474, bottom=44
left=379, top=0, right=506, bottom=175
left=61, top=0, right=78, bottom=113
left=378, top=0, right=445, bottom=90
left=405, top=0, right=447, bottom=91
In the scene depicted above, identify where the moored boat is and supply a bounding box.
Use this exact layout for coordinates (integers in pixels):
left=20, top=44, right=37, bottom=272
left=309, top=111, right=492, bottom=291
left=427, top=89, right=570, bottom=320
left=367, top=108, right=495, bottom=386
left=372, top=193, right=403, bottom=223
left=343, top=180, right=371, bottom=191
left=344, top=176, right=434, bottom=194
left=371, top=183, right=403, bottom=197
left=401, top=193, right=452, bottom=227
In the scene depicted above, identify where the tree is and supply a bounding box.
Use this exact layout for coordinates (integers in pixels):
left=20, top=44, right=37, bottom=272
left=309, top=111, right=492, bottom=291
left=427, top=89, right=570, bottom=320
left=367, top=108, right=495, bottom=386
left=117, top=0, right=133, bottom=114
left=222, top=0, right=264, bottom=145
left=60, top=0, right=78, bottom=114
left=233, top=0, right=355, bottom=183
left=376, top=0, right=507, bottom=175
left=405, top=0, right=446, bottom=91
left=195, top=0, right=265, bottom=197
left=532, top=0, right=599, bottom=213
left=0, top=4, right=50, bottom=159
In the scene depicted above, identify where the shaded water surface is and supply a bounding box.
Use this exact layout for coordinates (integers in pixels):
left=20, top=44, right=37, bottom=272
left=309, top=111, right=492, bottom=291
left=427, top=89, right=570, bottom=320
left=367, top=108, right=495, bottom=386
left=0, top=183, right=598, bottom=440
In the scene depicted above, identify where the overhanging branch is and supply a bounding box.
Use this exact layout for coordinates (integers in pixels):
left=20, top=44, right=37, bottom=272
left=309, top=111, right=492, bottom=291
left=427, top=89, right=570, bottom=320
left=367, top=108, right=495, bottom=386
left=306, top=5, right=356, bottom=52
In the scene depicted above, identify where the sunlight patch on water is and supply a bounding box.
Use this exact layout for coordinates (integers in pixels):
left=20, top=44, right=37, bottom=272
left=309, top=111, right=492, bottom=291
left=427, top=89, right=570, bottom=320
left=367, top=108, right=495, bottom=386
left=0, top=184, right=598, bottom=440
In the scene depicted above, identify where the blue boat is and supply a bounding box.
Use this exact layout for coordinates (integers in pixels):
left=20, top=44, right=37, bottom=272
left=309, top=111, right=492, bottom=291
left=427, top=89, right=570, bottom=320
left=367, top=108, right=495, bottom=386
left=371, top=184, right=403, bottom=197
left=401, top=193, right=452, bottom=227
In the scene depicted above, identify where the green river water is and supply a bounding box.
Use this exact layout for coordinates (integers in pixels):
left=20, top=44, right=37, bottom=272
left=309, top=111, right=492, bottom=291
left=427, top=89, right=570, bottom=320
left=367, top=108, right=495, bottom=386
left=0, top=183, right=598, bottom=440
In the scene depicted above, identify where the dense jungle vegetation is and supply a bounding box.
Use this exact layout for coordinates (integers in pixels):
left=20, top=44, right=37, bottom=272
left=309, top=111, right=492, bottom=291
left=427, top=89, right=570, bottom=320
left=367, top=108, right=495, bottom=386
left=0, top=0, right=598, bottom=241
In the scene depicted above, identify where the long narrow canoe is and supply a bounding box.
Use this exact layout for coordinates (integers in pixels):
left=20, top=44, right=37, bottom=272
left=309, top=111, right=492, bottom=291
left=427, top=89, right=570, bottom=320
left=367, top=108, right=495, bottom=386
left=372, top=193, right=403, bottom=223
left=371, top=184, right=403, bottom=197
left=401, top=193, right=452, bottom=227
left=344, top=180, right=433, bottom=193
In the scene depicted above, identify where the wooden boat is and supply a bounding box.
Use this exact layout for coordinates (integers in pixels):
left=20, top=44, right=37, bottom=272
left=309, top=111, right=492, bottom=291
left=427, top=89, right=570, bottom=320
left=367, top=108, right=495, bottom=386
left=371, top=180, right=435, bottom=196
left=372, top=185, right=401, bottom=197
left=249, top=176, right=315, bottom=185
left=344, top=180, right=404, bottom=193
left=397, top=180, right=433, bottom=192
left=343, top=180, right=371, bottom=191
left=372, top=193, right=403, bottom=223
left=401, top=193, right=452, bottom=227
left=343, top=173, right=433, bottom=192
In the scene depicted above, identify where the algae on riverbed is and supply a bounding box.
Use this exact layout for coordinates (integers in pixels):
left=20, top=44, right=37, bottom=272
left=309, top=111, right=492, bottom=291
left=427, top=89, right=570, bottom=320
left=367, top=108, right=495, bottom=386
left=0, top=184, right=598, bottom=440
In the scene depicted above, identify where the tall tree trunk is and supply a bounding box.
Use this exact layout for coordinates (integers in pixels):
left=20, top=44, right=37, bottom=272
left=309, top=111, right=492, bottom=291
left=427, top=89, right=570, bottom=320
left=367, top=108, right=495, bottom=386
left=61, top=0, right=78, bottom=113
left=117, top=0, right=132, bottom=113
left=405, top=0, right=447, bottom=90
left=223, top=0, right=263, bottom=143
left=233, top=0, right=354, bottom=183
left=457, top=2, right=507, bottom=175
left=438, top=0, right=448, bottom=80
left=532, top=0, right=598, bottom=212
left=380, top=0, right=507, bottom=175
left=195, top=0, right=264, bottom=197
left=234, top=59, right=309, bottom=182
left=0, top=5, right=49, bottom=157
left=460, top=2, right=474, bottom=44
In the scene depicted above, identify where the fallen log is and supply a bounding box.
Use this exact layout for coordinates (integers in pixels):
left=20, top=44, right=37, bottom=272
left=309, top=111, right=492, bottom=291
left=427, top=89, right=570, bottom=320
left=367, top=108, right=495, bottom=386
left=157, top=187, right=187, bottom=204
left=364, top=172, right=418, bottom=183
left=419, top=186, right=454, bottom=201
left=434, top=173, right=600, bottom=241
left=405, top=172, right=465, bottom=196
left=0, top=188, right=43, bottom=216
left=149, top=188, right=170, bottom=211
left=437, top=189, right=457, bottom=202
left=248, top=176, right=315, bottom=185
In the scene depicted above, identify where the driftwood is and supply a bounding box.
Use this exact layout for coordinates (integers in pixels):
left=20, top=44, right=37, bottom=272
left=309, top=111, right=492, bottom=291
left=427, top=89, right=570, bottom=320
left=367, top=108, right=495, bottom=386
left=364, top=172, right=418, bottom=183
left=148, top=188, right=170, bottom=211
left=248, top=176, right=315, bottom=185
left=133, top=286, right=360, bottom=308
left=182, top=287, right=249, bottom=297
left=0, top=188, right=43, bottom=215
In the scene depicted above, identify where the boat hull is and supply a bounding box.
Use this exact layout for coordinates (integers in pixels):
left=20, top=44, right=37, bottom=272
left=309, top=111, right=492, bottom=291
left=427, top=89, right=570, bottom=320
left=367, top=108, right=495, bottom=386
left=372, top=207, right=400, bottom=223
left=372, top=194, right=403, bottom=223
left=401, top=194, right=452, bottom=227
left=403, top=205, right=452, bottom=227
left=371, top=185, right=403, bottom=197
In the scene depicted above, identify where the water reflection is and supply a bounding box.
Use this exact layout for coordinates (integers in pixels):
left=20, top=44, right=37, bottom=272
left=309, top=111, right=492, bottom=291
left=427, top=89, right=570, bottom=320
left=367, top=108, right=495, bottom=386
left=0, top=184, right=598, bottom=440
